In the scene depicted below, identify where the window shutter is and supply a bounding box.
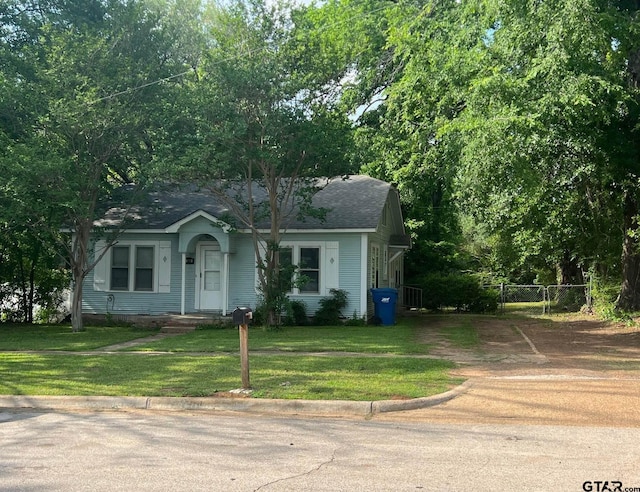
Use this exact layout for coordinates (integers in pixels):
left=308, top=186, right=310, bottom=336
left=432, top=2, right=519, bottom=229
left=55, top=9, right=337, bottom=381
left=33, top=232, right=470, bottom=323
left=158, top=241, right=171, bottom=293
left=93, top=240, right=108, bottom=291
left=324, top=242, right=339, bottom=294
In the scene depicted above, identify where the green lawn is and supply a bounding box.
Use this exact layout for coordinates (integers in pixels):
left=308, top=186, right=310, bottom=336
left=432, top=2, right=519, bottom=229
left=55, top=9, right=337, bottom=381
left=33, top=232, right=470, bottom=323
left=128, top=322, right=431, bottom=354
left=0, top=320, right=461, bottom=400
left=0, top=352, right=458, bottom=400
left=0, top=324, right=159, bottom=351
left=438, top=319, right=480, bottom=348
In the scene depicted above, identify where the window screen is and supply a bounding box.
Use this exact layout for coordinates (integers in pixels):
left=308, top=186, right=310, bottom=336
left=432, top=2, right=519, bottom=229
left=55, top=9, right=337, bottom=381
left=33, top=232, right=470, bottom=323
left=111, top=246, right=130, bottom=291
left=134, top=246, right=154, bottom=291
left=299, top=247, right=320, bottom=293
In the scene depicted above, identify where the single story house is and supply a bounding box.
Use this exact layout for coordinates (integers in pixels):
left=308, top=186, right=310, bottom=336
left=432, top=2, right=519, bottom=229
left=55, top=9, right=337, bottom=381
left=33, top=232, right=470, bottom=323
left=83, top=175, right=410, bottom=321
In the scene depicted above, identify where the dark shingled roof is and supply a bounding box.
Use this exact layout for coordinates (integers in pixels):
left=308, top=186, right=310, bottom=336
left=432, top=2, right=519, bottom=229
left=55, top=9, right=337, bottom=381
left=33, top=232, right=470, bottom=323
left=96, top=175, right=395, bottom=231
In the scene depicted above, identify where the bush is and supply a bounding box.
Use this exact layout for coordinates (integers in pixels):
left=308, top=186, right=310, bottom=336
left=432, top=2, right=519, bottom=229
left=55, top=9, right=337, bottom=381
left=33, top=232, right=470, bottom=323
left=467, top=288, right=499, bottom=314
left=283, top=300, right=308, bottom=326
left=313, top=289, right=348, bottom=325
left=418, top=273, right=498, bottom=314
left=252, top=298, right=309, bottom=328
left=250, top=302, right=269, bottom=327
left=590, top=277, right=632, bottom=321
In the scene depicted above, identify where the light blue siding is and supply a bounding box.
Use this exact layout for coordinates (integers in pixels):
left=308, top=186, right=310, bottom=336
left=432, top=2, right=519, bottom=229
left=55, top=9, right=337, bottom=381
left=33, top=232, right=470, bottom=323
left=278, top=233, right=363, bottom=319
left=83, top=231, right=366, bottom=318
left=83, top=233, right=183, bottom=314
left=227, top=235, right=258, bottom=310
left=225, top=232, right=365, bottom=318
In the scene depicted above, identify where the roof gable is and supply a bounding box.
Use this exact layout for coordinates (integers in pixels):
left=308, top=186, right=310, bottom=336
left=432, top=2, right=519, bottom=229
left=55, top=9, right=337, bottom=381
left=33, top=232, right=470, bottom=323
left=164, top=210, right=233, bottom=233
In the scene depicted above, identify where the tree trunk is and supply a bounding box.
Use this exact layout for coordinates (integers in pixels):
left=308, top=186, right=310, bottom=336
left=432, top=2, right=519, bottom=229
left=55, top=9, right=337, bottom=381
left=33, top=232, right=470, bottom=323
left=69, top=220, right=91, bottom=332
left=27, top=240, right=41, bottom=324
left=557, top=251, right=580, bottom=285
left=616, top=192, right=640, bottom=311
left=71, top=279, right=85, bottom=332
left=17, top=250, right=29, bottom=323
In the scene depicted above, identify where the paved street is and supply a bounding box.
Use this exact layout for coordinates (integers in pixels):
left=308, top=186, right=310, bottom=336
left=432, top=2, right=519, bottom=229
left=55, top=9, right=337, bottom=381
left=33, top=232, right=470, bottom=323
left=2, top=409, right=640, bottom=492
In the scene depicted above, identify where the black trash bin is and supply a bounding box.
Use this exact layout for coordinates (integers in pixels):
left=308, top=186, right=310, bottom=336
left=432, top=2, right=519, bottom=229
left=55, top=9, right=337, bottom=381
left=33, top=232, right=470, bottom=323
left=370, top=288, right=398, bottom=325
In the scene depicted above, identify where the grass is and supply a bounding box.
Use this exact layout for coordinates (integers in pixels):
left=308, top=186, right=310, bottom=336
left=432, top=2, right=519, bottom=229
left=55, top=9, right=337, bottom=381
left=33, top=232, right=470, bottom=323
left=438, top=319, right=479, bottom=348
left=503, top=301, right=546, bottom=316
left=0, top=324, right=158, bottom=351
left=0, top=353, right=459, bottom=400
left=127, top=322, right=430, bottom=354
left=0, top=320, right=461, bottom=400
left=250, top=356, right=458, bottom=400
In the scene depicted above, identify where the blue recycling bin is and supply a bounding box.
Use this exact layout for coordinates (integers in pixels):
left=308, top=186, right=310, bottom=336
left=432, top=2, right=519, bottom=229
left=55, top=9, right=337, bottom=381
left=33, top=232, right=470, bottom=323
left=370, top=288, right=398, bottom=325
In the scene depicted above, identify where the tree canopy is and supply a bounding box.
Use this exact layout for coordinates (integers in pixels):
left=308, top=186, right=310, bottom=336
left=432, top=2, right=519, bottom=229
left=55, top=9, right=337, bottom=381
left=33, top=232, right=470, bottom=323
left=3, top=0, right=640, bottom=324
left=154, top=0, right=355, bottom=324
left=312, top=0, right=640, bottom=309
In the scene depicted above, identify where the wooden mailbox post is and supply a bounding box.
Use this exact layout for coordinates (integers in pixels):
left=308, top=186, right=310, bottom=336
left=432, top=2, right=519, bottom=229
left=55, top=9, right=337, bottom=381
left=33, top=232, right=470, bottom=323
left=232, top=307, right=252, bottom=390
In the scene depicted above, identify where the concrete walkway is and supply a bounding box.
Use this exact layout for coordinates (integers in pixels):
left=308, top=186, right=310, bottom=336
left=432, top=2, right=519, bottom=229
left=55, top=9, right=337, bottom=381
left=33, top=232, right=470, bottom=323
left=95, top=332, right=185, bottom=352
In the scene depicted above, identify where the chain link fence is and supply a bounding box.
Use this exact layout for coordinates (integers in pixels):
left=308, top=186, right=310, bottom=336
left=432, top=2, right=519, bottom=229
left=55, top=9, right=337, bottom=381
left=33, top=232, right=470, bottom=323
left=400, top=283, right=591, bottom=316
left=486, top=284, right=592, bottom=316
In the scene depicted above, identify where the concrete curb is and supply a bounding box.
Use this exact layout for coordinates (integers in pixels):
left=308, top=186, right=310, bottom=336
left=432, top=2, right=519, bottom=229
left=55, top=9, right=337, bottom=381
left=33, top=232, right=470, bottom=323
left=0, top=381, right=472, bottom=418
left=372, top=379, right=474, bottom=414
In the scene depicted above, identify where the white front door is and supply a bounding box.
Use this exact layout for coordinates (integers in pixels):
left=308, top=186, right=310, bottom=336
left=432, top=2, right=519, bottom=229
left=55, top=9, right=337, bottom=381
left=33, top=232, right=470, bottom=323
left=198, top=244, right=222, bottom=310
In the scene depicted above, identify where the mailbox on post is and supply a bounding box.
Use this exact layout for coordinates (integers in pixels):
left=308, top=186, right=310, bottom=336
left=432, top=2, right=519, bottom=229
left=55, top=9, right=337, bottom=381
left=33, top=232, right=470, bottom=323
left=232, top=307, right=253, bottom=325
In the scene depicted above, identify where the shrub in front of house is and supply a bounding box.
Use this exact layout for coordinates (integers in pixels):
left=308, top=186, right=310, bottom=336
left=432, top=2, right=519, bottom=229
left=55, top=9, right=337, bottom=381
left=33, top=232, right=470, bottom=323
left=418, top=273, right=498, bottom=313
left=313, top=289, right=348, bottom=325
left=283, top=299, right=308, bottom=326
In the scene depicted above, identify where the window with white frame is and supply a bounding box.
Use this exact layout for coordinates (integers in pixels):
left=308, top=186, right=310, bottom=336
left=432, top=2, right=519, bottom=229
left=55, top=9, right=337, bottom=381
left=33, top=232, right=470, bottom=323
left=110, top=245, right=155, bottom=292
left=110, top=246, right=130, bottom=290
left=279, top=246, right=293, bottom=293
left=280, top=244, right=321, bottom=294
left=93, top=240, right=171, bottom=293
left=134, top=246, right=154, bottom=291
left=257, top=240, right=339, bottom=297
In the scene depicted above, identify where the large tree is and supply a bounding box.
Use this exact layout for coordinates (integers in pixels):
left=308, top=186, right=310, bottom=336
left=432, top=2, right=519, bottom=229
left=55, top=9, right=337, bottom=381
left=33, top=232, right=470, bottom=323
left=302, top=0, right=482, bottom=282
left=159, top=0, right=354, bottom=324
left=321, top=0, right=640, bottom=304
left=451, top=0, right=640, bottom=301
left=1, top=0, right=202, bottom=330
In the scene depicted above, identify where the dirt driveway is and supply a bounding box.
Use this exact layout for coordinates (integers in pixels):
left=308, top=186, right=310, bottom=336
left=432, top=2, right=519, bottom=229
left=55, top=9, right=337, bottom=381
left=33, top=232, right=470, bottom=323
left=377, top=315, right=640, bottom=427
left=417, top=314, right=640, bottom=376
